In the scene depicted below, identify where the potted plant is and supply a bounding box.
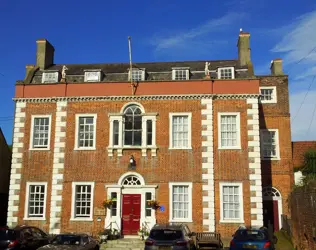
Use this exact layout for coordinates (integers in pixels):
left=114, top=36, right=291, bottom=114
left=98, top=229, right=111, bottom=243
left=103, top=197, right=116, bottom=209
left=148, top=200, right=160, bottom=210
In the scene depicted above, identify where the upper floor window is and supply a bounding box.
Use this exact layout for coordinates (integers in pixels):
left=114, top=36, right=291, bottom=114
left=84, top=71, right=101, bottom=82
left=260, top=129, right=280, bottom=160
left=129, top=69, right=145, bottom=81
left=124, top=105, right=142, bottom=146
left=260, top=87, right=277, bottom=103
left=108, top=103, right=157, bottom=157
left=75, top=114, right=97, bottom=150
left=24, top=182, right=47, bottom=220
left=172, top=68, right=189, bottom=80
left=218, top=112, right=241, bottom=149
left=218, top=67, right=235, bottom=79
left=169, top=113, right=192, bottom=149
left=42, top=72, right=59, bottom=83
left=30, top=115, right=51, bottom=150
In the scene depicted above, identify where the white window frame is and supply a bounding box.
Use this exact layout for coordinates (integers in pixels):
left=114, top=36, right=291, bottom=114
left=107, top=102, right=157, bottom=157
left=259, top=86, right=277, bottom=104
left=169, top=182, right=193, bottom=223
left=75, top=114, right=97, bottom=150
left=129, top=68, right=145, bottom=81
left=218, top=112, right=241, bottom=150
left=260, top=129, right=280, bottom=160
left=24, top=182, right=48, bottom=220
left=71, top=182, right=95, bottom=221
left=29, top=115, right=52, bottom=150
left=169, top=113, right=192, bottom=149
left=219, top=182, right=244, bottom=223
left=172, top=68, right=189, bottom=80
left=84, top=71, right=101, bottom=82
left=218, top=67, right=235, bottom=79
left=42, top=72, right=59, bottom=83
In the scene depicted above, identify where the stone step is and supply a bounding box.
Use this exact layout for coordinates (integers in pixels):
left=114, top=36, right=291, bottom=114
left=106, top=244, right=144, bottom=248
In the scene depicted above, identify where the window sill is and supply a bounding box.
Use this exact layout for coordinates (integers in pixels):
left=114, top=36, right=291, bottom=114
left=29, top=147, right=50, bottom=151
left=218, top=146, right=241, bottom=150
left=169, top=219, right=193, bottom=223
left=260, top=101, right=277, bottom=104
left=219, top=220, right=244, bottom=224
left=107, top=146, right=158, bottom=157
left=169, top=147, right=192, bottom=150
left=70, top=218, right=93, bottom=222
left=74, top=147, right=96, bottom=151
left=23, top=217, right=46, bottom=221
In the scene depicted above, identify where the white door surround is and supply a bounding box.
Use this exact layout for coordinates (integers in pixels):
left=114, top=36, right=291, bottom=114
left=104, top=172, right=158, bottom=234
left=262, top=186, right=282, bottom=230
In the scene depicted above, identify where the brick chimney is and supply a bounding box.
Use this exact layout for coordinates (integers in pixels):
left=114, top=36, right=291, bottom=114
left=237, top=31, right=251, bottom=67
left=36, top=39, right=55, bottom=69
left=270, top=59, right=284, bottom=75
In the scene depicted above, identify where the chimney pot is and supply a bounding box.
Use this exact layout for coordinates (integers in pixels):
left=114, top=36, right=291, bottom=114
left=36, top=39, right=55, bottom=69
left=237, top=31, right=251, bottom=67
left=270, top=59, right=284, bottom=75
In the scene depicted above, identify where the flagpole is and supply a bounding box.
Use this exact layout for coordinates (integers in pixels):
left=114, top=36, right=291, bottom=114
left=128, top=36, right=134, bottom=95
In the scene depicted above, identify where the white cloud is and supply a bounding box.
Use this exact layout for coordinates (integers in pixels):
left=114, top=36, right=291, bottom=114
left=290, top=90, right=316, bottom=141
left=150, top=12, right=246, bottom=56
left=271, top=10, right=316, bottom=69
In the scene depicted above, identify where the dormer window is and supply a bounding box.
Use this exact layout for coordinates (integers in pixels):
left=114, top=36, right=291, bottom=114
left=84, top=70, right=101, bottom=82
left=42, top=72, right=59, bottom=83
left=172, top=68, right=189, bottom=80
left=218, top=67, right=235, bottom=79
left=129, top=69, right=145, bottom=82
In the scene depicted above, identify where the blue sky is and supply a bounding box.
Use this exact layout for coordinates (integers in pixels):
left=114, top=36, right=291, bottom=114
left=1, top=0, right=316, bottom=144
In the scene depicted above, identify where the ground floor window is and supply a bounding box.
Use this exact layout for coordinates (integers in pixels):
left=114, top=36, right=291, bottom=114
left=220, top=182, right=244, bottom=223
left=71, top=182, right=95, bottom=220
left=25, top=182, right=47, bottom=219
left=145, top=192, right=152, bottom=217
left=169, top=182, right=193, bottom=222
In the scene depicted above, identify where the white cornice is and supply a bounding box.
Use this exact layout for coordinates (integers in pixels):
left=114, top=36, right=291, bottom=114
left=12, top=94, right=259, bottom=103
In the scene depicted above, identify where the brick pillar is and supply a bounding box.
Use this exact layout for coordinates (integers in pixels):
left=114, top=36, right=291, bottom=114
left=201, top=98, right=215, bottom=232
left=7, top=102, right=26, bottom=227
left=247, top=98, right=263, bottom=227
left=49, top=101, right=67, bottom=234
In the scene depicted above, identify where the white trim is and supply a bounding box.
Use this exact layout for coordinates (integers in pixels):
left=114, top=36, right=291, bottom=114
left=172, top=69, right=189, bottom=80
left=259, top=86, right=277, bottom=104
left=24, top=182, right=48, bottom=221
left=84, top=71, right=101, bottom=82
left=218, top=67, right=235, bottom=79
left=260, top=129, right=280, bottom=160
left=168, top=182, right=193, bottom=223
left=262, top=186, right=282, bottom=230
left=128, top=68, right=146, bottom=81
left=29, top=115, right=52, bottom=150
left=218, top=112, right=241, bottom=150
left=42, top=72, right=59, bottom=83
left=71, top=182, right=95, bottom=221
left=74, top=114, right=97, bottom=150
left=219, top=182, right=244, bottom=224
left=169, top=112, right=192, bottom=149
left=120, top=102, right=146, bottom=113
left=118, top=172, right=145, bottom=185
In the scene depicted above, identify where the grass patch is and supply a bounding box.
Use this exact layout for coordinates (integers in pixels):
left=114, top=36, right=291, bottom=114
left=274, top=230, right=294, bottom=250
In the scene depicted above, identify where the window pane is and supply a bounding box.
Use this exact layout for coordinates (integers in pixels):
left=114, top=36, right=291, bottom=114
left=124, top=105, right=143, bottom=146
left=172, top=116, right=189, bottom=148
left=111, top=192, right=117, bottom=217
left=113, top=120, right=119, bottom=146
left=172, top=185, right=189, bottom=219
left=28, top=185, right=45, bottom=217
left=78, top=117, right=95, bottom=148
left=220, top=115, right=238, bottom=147
left=222, top=185, right=240, bottom=220
left=32, top=118, right=50, bottom=148
left=147, top=120, right=153, bottom=146
left=74, top=185, right=92, bottom=218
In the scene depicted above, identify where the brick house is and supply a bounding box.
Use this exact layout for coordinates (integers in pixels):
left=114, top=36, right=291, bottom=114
left=0, top=128, right=12, bottom=226
left=7, top=31, right=293, bottom=237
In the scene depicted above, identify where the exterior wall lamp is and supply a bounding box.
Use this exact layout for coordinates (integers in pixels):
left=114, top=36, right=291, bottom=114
left=128, top=155, right=136, bottom=170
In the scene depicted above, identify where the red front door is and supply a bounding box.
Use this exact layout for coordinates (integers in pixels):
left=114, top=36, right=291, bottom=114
left=263, top=200, right=279, bottom=231
left=122, top=194, right=141, bottom=235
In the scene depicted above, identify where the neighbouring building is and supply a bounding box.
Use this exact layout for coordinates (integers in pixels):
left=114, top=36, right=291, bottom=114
left=7, top=31, right=293, bottom=237
left=0, top=128, right=12, bottom=226
left=292, top=141, right=316, bottom=185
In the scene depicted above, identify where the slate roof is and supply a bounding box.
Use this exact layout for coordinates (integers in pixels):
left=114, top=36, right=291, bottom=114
left=23, top=59, right=250, bottom=84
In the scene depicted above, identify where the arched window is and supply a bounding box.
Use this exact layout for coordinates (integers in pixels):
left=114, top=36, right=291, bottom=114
left=122, top=175, right=142, bottom=186
left=262, top=186, right=281, bottom=198
left=124, top=105, right=142, bottom=146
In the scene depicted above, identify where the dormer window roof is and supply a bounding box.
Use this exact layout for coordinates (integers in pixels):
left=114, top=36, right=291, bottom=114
left=172, top=67, right=190, bottom=80
left=129, top=68, right=145, bottom=82
left=42, top=71, right=59, bottom=83
left=84, top=69, right=102, bottom=82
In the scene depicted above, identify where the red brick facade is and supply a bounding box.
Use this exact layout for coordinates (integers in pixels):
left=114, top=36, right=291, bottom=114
left=7, top=32, right=294, bottom=238
left=292, top=141, right=316, bottom=168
